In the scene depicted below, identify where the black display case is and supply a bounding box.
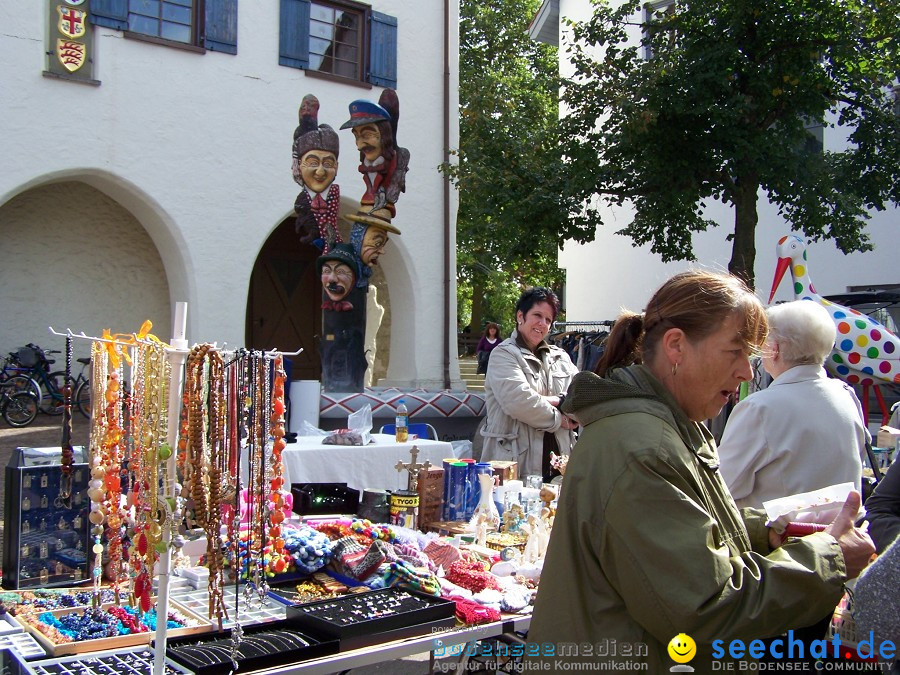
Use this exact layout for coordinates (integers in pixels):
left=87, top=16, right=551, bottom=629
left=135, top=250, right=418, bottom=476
left=286, top=587, right=456, bottom=650
left=164, top=619, right=338, bottom=675
left=2, top=447, right=90, bottom=589
left=291, top=482, right=360, bottom=516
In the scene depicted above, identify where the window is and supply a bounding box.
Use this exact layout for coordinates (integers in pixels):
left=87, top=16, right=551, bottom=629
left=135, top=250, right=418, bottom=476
left=643, top=0, right=676, bottom=60
left=129, top=0, right=195, bottom=44
left=91, top=0, right=238, bottom=54
left=279, top=0, right=397, bottom=88
left=310, top=3, right=363, bottom=80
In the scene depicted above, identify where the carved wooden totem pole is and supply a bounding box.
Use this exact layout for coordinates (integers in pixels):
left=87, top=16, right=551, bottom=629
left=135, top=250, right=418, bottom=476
left=292, top=90, right=409, bottom=393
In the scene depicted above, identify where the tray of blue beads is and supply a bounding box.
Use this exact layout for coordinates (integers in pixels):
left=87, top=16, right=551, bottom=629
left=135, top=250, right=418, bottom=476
left=15, top=600, right=211, bottom=656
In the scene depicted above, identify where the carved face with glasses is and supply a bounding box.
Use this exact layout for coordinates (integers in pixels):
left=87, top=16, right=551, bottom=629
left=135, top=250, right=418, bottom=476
left=298, top=149, right=338, bottom=194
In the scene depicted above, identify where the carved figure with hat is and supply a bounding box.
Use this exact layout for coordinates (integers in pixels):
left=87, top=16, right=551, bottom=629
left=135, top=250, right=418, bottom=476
left=317, top=243, right=359, bottom=311
left=292, top=94, right=342, bottom=252
left=340, top=88, right=410, bottom=221
left=349, top=216, right=401, bottom=289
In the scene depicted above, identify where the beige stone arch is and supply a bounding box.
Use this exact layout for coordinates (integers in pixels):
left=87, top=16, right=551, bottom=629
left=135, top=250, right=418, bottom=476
left=0, top=171, right=190, bottom=355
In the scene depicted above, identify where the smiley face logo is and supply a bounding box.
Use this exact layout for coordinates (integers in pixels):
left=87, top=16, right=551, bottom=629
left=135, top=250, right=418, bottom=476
left=667, top=633, right=697, bottom=664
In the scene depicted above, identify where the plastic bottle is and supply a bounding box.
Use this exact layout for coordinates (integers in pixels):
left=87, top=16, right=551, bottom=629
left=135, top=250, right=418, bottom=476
left=395, top=399, right=409, bottom=442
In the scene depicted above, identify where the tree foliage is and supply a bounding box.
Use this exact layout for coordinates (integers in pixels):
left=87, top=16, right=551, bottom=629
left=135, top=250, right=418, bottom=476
left=561, top=0, right=900, bottom=286
left=446, top=0, right=589, bottom=331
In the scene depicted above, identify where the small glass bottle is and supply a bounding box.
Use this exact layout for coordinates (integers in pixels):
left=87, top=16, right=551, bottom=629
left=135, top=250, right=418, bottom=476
left=395, top=399, right=409, bottom=443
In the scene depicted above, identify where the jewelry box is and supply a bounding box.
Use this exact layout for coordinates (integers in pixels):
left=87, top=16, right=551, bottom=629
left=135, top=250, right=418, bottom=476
left=286, top=587, right=456, bottom=650
left=2, top=447, right=91, bottom=589
left=163, top=618, right=337, bottom=675
left=27, top=647, right=190, bottom=675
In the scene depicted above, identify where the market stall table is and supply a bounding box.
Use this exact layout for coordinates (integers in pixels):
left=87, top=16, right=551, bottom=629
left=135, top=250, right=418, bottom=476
left=280, top=433, right=454, bottom=494
left=21, top=614, right=532, bottom=675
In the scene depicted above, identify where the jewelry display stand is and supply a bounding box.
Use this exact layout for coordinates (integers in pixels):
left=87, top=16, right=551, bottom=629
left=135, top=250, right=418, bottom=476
left=48, top=305, right=304, bottom=675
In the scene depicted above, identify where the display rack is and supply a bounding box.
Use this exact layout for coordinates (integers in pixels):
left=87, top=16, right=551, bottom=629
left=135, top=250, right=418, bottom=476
left=48, top=302, right=304, bottom=675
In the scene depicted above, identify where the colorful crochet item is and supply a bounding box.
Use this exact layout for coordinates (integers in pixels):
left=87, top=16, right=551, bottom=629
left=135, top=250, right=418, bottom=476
left=424, top=539, right=462, bottom=570
left=382, top=561, right=441, bottom=596
left=445, top=559, right=501, bottom=593
left=454, top=599, right=501, bottom=626
left=330, top=536, right=386, bottom=581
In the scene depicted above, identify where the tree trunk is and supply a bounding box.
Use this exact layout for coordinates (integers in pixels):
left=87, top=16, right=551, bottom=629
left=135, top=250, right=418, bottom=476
left=471, top=283, right=485, bottom=335
left=729, top=174, right=760, bottom=290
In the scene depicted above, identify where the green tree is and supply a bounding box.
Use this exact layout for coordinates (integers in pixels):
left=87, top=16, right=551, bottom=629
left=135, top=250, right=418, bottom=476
left=561, top=0, right=900, bottom=287
left=446, top=0, right=591, bottom=334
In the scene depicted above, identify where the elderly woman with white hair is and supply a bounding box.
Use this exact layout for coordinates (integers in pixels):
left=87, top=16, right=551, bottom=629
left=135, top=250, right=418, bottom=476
left=718, top=299, right=869, bottom=510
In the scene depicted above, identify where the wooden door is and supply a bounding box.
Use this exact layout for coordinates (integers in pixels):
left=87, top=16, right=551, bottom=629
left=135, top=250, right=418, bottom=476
left=246, top=218, right=322, bottom=380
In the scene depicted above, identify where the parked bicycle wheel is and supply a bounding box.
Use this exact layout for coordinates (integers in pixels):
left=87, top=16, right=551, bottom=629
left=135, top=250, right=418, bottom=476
left=38, top=370, right=66, bottom=415
left=2, top=374, right=41, bottom=402
left=74, top=377, right=91, bottom=418
left=2, top=391, right=39, bottom=427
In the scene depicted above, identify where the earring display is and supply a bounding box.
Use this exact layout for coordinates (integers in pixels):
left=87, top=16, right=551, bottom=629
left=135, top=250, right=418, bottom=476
left=165, top=619, right=335, bottom=675
left=28, top=647, right=190, bottom=675
left=286, top=587, right=456, bottom=649
left=2, top=447, right=91, bottom=589
left=0, top=631, right=47, bottom=661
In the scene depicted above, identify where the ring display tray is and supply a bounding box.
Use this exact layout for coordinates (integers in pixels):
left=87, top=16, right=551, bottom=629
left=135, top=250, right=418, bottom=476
left=170, top=584, right=287, bottom=627
left=15, top=600, right=211, bottom=657
left=163, top=618, right=337, bottom=675
left=286, top=587, right=456, bottom=650
left=28, top=647, right=190, bottom=675
left=0, top=647, right=29, bottom=674
left=0, top=632, right=45, bottom=660
left=0, top=613, right=24, bottom=636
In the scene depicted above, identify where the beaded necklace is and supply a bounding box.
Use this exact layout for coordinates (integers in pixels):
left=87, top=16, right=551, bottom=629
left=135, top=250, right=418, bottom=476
left=130, top=341, right=170, bottom=613
left=265, top=356, right=291, bottom=575
left=86, top=338, right=127, bottom=604
left=58, top=335, right=75, bottom=509
left=206, top=347, right=227, bottom=624
left=183, top=344, right=229, bottom=623
left=185, top=344, right=212, bottom=529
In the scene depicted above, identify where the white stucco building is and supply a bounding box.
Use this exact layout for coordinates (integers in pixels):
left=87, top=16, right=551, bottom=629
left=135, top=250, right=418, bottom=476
left=1, top=0, right=465, bottom=393
left=531, top=0, right=897, bottom=322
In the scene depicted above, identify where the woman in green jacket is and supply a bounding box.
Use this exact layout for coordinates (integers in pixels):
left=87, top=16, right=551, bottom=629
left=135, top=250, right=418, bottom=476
left=526, top=270, right=874, bottom=673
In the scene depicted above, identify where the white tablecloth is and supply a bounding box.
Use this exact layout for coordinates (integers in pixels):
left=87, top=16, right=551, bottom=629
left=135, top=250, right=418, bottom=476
left=281, top=433, right=454, bottom=493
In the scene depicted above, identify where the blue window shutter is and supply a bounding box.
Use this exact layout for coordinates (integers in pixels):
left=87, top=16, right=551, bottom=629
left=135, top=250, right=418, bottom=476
left=204, top=0, right=238, bottom=54
left=279, top=0, right=310, bottom=69
left=91, top=0, right=128, bottom=31
left=368, top=11, right=397, bottom=88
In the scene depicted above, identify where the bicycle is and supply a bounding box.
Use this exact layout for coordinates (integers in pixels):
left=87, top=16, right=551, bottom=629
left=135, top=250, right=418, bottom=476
left=0, top=352, right=42, bottom=402
left=11, top=344, right=66, bottom=415
left=35, top=349, right=92, bottom=418
left=0, top=380, right=38, bottom=427
left=70, top=357, right=91, bottom=418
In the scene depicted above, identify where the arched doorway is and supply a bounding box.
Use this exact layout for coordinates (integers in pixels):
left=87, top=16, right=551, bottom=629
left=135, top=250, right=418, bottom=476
left=246, top=217, right=322, bottom=380
left=0, top=180, right=171, bottom=355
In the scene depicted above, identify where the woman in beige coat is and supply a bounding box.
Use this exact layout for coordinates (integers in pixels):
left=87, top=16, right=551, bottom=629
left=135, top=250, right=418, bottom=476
left=480, top=287, right=579, bottom=481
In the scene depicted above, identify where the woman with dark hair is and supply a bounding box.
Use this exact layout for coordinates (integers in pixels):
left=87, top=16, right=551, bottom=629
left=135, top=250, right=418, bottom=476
left=480, top=288, right=578, bottom=481
left=526, top=270, right=874, bottom=671
left=475, top=322, right=501, bottom=375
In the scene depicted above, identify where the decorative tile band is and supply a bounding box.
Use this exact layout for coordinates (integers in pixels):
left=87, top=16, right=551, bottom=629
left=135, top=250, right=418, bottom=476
left=319, top=388, right=486, bottom=419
